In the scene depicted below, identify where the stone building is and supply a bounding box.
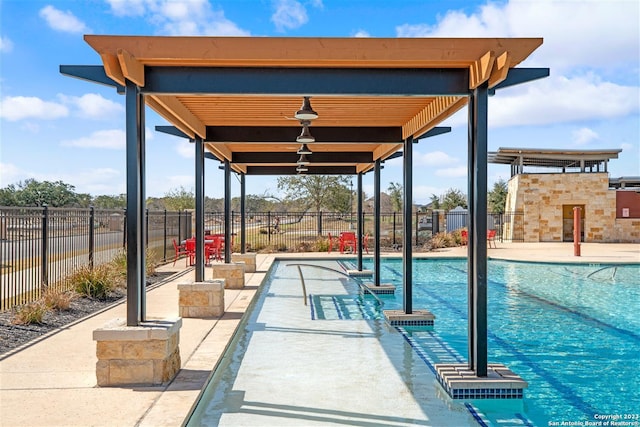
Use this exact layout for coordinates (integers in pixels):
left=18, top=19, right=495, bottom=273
left=489, top=148, right=640, bottom=243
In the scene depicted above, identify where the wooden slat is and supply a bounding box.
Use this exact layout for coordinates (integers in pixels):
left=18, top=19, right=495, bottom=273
left=117, top=49, right=145, bottom=87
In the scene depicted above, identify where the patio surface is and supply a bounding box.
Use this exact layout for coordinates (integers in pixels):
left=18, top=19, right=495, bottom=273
left=0, top=242, right=637, bottom=426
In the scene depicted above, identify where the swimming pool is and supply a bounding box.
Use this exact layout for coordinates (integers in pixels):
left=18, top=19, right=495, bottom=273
left=186, top=257, right=639, bottom=426
left=362, top=258, right=640, bottom=426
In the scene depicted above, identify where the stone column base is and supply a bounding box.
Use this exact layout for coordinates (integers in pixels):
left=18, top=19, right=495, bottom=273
left=211, top=263, right=245, bottom=289
left=383, top=309, right=435, bottom=327
left=93, top=317, right=182, bottom=387
left=231, top=253, right=257, bottom=273
left=363, top=283, right=396, bottom=295
left=178, top=279, right=225, bottom=317
left=434, top=363, right=527, bottom=399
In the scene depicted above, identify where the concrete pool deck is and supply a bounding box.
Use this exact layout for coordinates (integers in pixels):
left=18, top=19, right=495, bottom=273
left=0, top=242, right=638, bottom=426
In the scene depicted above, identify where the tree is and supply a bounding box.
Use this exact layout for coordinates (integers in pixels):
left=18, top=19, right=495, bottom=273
left=387, top=182, right=403, bottom=212
left=488, top=178, right=508, bottom=213
left=163, top=186, right=195, bottom=211
left=0, top=179, right=80, bottom=207
left=440, top=188, right=467, bottom=211
left=276, top=175, right=351, bottom=213
left=92, top=194, right=127, bottom=209
left=429, top=194, right=441, bottom=209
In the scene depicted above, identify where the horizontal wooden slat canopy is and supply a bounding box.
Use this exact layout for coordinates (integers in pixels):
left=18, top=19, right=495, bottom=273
left=81, top=36, right=544, bottom=175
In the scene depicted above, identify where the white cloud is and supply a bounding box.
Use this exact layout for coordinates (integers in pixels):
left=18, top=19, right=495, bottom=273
left=0, top=96, right=68, bottom=121
left=0, top=36, right=14, bottom=53
left=58, top=93, right=124, bottom=119
left=415, top=151, right=459, bottom=166
left=572, top=127, right=599, bottom=146
left=396, top=0, right=639, bottom=74
left=0, top=163, right=23, bottom=187
left=435, top=166, right=467, bottom=178
left=39, top=5, right=90, bottom=33
left=106, top=0, right=146, bottom=17
left=105, top=0, right=249, bottom=35
left=353, top=30, right=370, bottom=38
left=488, top=74, right=640, bottom=128
left=61, top=129, right=125, bottom=149
left=176, top=140, right=195, bottom=159
left=271, top=0, right=308, bottom=31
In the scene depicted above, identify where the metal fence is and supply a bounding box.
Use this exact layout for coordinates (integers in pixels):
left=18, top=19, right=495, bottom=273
left=1, top=207, right=522, bottom=311
left=0, top=207, right=192, bottom=311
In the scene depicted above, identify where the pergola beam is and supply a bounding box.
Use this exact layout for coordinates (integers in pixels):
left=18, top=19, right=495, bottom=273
left=143, top=67, right=470, bottom=96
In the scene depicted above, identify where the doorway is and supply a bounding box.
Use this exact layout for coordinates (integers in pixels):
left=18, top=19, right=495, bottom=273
left=562, top=204, right=585, bottom=242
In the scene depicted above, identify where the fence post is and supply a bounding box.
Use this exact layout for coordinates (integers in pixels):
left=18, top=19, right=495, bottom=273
left=89, top=206, right=95, bottom=269
left=145, top=208, right=149, bottom=247
left=392, top=212, right=397, bottom=245
left=123, top=208, right=127, bottom=247
left=163, top=210, right=168, bottom=261
left=317, top=211, right=323, bottom=236
left=41, top=205, right=49, bottom=288
left=267, top=211, right=271, bottom=244
left=432, top=211, right=440, bottom=234
left=415, top=211, right=419, bottom=246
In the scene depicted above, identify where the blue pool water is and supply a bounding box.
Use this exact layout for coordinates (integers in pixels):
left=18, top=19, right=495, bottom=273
left=357, top=258, right=640, bottom=426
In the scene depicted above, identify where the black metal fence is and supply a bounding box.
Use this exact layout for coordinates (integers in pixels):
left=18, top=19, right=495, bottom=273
left=0, top=207, right=192, bottom=311
left=1, top=207, right=522, bottom=311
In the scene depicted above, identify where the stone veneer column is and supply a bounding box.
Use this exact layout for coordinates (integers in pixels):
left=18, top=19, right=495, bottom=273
left=178, top=279, right=225, bottom=317
left=210, top=263, right=245, bottom=289
left=231, top=253, right=257, bottom=273
left=93, top=317, right=181, bottom=387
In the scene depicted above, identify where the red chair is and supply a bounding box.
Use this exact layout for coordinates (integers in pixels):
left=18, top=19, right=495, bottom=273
left=206, top=236, right=224, bottom=262
left=460, top=230, right=468, bottom=246
left=361, top=233, right=370, bottom=254
left=327, top=233, right=336, bottom=254
left=339, top=232, right=357, bottom=253
left=172, top=239, right=190, bottom=266
left=487, top=229, right=497, bottom=248
left=184, top=238, right=196, bottom=266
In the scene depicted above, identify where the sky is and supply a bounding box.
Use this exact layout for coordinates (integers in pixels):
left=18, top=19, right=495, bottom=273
left=1, top=0, right=639, bottom=205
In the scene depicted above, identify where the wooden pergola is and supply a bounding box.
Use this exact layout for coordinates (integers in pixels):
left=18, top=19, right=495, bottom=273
left=62, top=36, right=547, bottom=377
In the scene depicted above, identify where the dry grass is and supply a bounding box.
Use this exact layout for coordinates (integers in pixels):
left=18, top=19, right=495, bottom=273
left=11, top=301, right=48, bottom=325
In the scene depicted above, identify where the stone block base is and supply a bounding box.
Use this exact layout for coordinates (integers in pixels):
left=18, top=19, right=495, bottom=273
left=383, top=309, right=435, bottom=327
left=363, top=283, right=396, bottom=295
left=178, top=279, right=225, bottom=317
left=93, top=317, right=182, bottom=387
left=347, top=269, right=373, bottom=277
left=211, top=263, right=245, bottom=289
left=434, top=363, right=528, bottom=399
left=231, top=253, right=257, bottom=273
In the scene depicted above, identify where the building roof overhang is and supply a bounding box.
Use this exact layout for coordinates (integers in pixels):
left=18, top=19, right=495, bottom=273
left=63, top=36, right=546, bottom=175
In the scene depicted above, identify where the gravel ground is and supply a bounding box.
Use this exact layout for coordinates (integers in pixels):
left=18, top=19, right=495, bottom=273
left=0, top=271, right=176, bottom=357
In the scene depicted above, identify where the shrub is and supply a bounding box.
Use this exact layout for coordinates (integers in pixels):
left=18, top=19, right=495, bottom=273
left=42, top=289, right=75, bottom=311
left=110, top=247, right=158, bottom=277
left=428, top=232, right=456, bottom=249
left=70, top=264, right=116, bottom=300
left=12, top=301, right=48, bottom=325
left=314, top=237, right=330, bottom=252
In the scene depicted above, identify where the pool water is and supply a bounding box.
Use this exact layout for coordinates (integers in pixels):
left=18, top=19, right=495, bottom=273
left=357, top=258, right=640, bottom=426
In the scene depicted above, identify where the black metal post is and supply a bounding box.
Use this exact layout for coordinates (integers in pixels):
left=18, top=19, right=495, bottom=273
left=467, top=90, right=476, bottom=372
left=139, top=91, right=146, bottom=321
left=41, top=205, right=48, bottom=288
left=89, top=206, right=95, bottom=269
left=195, top=135, right=205, bottom=281
left=392, top=212, right=396, bottom=246
left=240, top=173, right=246, bottom=254
left=403, top=136, right=414, bottom=314
left=125, top=80, right=143, bottom=326
left=163, top=209, right=167, bottom=261
left=224, top=160, right=231, bottom=263
left=317, top=211, right=323, bottom=236
left=470, top=82, right=489, bottom=377
left=374, top=159, right=381, bottom=286
left=357, top=172, right=363, bottom=270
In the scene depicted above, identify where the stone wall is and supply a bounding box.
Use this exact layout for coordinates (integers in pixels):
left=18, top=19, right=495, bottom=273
left=505, top=173, right=639, bottom=243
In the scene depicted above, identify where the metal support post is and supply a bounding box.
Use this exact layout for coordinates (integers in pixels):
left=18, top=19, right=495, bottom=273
left=195, top=135, right=205, bottom=281
left=403, top=136, right=414, bottom=314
